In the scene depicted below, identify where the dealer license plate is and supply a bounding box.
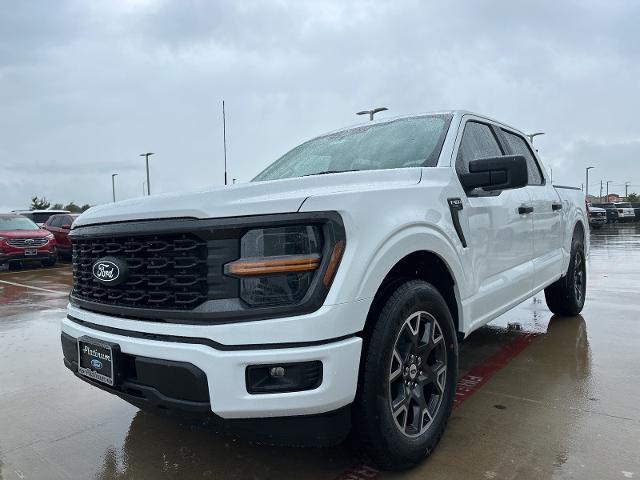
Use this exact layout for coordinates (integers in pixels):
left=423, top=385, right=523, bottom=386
left=77, top=336, right=117, bottom=386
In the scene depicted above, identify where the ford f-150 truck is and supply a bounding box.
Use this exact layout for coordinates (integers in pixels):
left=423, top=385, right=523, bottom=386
left=61, top=111, right=588, bottom=470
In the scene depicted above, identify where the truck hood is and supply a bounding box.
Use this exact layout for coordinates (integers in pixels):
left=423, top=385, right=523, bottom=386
left=74, top=168, right=423, bottom=227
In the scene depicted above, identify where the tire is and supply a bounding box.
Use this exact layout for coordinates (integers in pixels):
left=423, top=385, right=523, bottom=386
left=544, top=237, right=586, bottom=315
left=42, top=258, right=57, bottom=268
left=352, top=280, right=458, bottom=471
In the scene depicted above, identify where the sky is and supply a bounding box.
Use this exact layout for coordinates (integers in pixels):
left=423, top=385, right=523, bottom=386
left=1, top=0, right=639, bottom=211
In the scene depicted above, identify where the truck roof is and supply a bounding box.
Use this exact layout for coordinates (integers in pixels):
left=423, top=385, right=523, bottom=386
left=320, top=110, right=528, bottom=141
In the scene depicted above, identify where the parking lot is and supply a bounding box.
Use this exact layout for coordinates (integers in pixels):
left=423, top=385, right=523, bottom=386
left=0, top=224, right=639, bottom=480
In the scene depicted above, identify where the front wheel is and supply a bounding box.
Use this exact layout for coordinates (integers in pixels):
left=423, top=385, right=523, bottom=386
left=42, top=258, right=57, bottom=268
left=352, top=280, right=458, bottom=471
left=544, top=237, right=586, bottom=315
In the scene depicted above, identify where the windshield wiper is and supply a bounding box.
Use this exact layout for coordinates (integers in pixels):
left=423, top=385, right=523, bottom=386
left=302, top=169, right=360, bottom=177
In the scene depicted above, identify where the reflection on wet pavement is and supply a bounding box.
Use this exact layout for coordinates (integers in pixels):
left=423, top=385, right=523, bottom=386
left=1, top=226, right=639, bottom=479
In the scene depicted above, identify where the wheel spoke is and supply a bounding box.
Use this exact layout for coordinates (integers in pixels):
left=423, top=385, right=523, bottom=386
left=389, top=348, right=403, bottom=382
left=432, top=321, right=444, bottom=345
left=421, top=407, right=433, bottom=430
left=436, top=365, right=447, bottom=394
left=393, top=403, right=409, bottom=432
left=391, top=390, right=408, bottom=413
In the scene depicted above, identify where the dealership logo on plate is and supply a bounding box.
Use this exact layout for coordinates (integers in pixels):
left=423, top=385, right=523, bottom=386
left=92, top=257, right=128, bottom=286
left=91, top=359, right=103, bottom=370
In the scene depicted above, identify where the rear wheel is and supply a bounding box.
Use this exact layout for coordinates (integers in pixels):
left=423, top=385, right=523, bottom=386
left=544, top=237, right=586, bottom=315
left=353, top=280, right=458, bottom=471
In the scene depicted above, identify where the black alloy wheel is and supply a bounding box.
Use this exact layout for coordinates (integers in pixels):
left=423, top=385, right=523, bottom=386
left=388, top=311, right=447, bottom=437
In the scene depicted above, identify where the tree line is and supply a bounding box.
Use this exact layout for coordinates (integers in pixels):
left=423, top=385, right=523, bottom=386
left=30, top=196, right=91, bottom=213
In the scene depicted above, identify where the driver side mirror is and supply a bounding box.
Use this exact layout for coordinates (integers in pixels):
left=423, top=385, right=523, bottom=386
left=459, top=155, right=528, bottom=191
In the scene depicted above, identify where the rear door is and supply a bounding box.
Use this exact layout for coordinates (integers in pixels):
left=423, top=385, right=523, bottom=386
left=454, top=118, right=535, bottom=329
left=499, top=129, right=563, bottom=291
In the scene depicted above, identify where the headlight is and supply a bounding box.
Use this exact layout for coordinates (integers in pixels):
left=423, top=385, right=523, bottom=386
left=225, top=224, right=344, bottom=307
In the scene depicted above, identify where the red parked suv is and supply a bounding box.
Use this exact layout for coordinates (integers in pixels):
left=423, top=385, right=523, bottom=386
left=44, top=213, right=79, bottom=259
left=0, top=214, right=57, bottom=268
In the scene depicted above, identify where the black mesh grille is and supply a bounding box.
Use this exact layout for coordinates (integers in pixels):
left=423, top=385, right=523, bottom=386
left=72, top=234, right=209, bottom=310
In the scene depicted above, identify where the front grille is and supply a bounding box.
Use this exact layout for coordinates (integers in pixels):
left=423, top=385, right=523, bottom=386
left=7, top=237, right=48, bottom=248
left=72, top=233, right=209, bottom=310
left=592, top=212, right=605, bottom=217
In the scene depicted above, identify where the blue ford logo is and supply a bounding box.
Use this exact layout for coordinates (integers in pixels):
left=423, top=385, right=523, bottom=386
left=92, top=257, right=128, bottom=286
left=91, top=359, right=103, bottom=369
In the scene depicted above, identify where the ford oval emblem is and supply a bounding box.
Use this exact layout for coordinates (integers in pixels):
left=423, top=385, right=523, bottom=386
left=92, top=257, right=128, bottom=286
left=91, top=359, right=103, bottom=369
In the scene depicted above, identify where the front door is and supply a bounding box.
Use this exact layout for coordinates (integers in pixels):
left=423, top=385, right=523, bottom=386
left=454, top=118, right=535, bottom=330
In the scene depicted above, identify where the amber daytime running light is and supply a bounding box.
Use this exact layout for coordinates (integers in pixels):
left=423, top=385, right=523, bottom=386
left=226, top=254, right=321, bottom=276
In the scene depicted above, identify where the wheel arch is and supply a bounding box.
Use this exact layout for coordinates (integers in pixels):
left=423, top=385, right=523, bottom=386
left=363, top=250, right=462, bottom=342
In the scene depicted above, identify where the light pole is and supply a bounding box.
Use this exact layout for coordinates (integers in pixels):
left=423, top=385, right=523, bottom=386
left=625, top=181, right=631, bottom=199
left=606, top=180, right=613, bottom=202
left=585, top=167, right=594, bottom=199
left=356, top=107, right=388, bottom=121
left=111, top=173, right=118, bottom=202
left=526, top=132, right=545, bottom=145
left=139, top=152, right=154, bottom=195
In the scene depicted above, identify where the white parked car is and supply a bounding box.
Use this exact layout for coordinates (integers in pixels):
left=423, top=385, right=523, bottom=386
left=613, top=202, right=636, bottom=222
left=11, top=209, right=71, bottom=227
left=61, top=111, right=588, bottom=470
left=587, top=204, right=607, bottom=228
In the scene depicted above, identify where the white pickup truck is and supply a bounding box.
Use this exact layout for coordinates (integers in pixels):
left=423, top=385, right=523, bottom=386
left=61, top=111, right=588, bottom=470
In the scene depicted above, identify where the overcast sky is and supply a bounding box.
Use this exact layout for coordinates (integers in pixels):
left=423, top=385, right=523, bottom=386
left=1, top=0, right=639, bottom=211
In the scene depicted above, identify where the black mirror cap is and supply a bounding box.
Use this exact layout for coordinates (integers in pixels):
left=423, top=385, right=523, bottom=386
left=460, top=155, right=528, bottom=191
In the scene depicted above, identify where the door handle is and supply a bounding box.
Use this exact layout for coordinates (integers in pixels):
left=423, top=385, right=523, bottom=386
left=518, top=206, right=534, bottom=215
left=552, top=203, right=563, bottom=211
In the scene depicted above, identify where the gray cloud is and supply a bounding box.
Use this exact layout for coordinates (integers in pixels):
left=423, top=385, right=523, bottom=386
left=1, top=0, right=639, bottom=211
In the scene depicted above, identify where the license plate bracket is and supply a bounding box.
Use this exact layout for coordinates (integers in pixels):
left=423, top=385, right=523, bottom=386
left=77, top=336, right=120, bottom=387
left=24, top=249, right=37, bottom=256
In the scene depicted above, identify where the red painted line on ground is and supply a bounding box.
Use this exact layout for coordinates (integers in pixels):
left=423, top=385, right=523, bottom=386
left=334, top=332, right=538, bottom=480
left=335, top=465, right=381, bottom=480
left=453, top=332, right=537, bottom=409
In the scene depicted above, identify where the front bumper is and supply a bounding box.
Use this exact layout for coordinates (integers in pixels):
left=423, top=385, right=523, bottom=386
left=589, top=217, right=606, bottom=225
left=0, top=249, right=56, bottom=263
left=61, top=314, right=362, bottom=419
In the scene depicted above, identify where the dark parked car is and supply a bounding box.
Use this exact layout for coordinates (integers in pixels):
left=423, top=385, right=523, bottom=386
left=44, top=214, right=79, bottom=258
left=0, top=214, right=57, bottom=268
left=599, top=203, right=620, bottom=223
left=631, top=203, right=640, bottom=222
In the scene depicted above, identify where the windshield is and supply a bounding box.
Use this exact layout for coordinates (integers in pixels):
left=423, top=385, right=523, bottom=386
left=0, top=216, right=40, bottom=231
left=253, top=115, right=451, bottom=181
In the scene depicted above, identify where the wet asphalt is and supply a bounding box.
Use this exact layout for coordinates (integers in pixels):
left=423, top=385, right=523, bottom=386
left=0, top=224, right=639, bottom=479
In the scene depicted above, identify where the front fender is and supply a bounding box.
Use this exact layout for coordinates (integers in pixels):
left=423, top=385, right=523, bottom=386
left=354, top=223, right=469, bottom=302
